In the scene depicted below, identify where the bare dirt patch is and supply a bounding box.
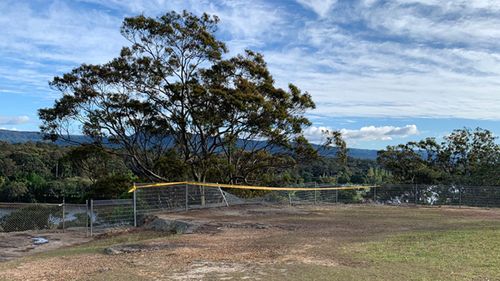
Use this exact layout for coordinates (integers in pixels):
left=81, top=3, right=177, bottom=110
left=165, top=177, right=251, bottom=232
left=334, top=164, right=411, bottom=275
left=0, top=228, right=90, bottom=262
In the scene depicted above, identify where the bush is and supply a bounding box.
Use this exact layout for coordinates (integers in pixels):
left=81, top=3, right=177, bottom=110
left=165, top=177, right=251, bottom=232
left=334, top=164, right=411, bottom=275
left=338, top=189, right=364, bottom=203
left=95, top=205, right=134, bottom=226
left=0, top=205, right=61, bottom=232
left=87, top=174, right=134, bottom=199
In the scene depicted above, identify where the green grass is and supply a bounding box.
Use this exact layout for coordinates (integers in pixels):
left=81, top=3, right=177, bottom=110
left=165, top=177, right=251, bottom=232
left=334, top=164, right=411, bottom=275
left=353, top=227, right=500, bottom=280
left=222, top=207, right=500, bottom=281
left=253, top=226, right=500, bottom=281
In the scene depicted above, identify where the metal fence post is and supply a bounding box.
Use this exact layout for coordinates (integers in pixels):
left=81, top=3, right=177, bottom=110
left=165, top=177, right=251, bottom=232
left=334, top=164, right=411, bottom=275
left=335, top=189, right=339, bottom=203
left=314, top=183, right=317, bottom=204
left=185, top=183, right=189, bottom=211
left=414, top=185, right=418, bottom=205
left=62, top=197, right=65, bottom=232
left=459, top=186, right=462, bottom=208
left=288, top=191, right=292, bottom=206
left=133, top=189, right=137, bottom=227
left=218, top=183, right=229, bottom=207
left=373, top=186, right=376, bottom=202
left=201, top=184, right=206, bottom=207
left=85, top=199, right=89, bottom=237
left=90, top=199, right=93, bottom=237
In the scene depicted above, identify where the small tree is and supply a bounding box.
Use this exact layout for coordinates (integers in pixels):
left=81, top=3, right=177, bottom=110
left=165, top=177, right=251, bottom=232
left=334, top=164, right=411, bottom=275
left=440, top=127, right=500, bottom=184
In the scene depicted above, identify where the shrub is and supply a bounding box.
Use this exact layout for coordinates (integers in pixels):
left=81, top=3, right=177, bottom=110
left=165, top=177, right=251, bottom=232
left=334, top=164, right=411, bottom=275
left=0, top=205, right=61, bottom=232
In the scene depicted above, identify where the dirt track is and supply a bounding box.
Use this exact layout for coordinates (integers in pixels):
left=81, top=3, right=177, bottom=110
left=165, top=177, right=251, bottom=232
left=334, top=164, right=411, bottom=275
left=0, top=204, right=499, bottom=281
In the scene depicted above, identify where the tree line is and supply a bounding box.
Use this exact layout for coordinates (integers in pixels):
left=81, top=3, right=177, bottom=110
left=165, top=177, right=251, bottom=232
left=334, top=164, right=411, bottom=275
left=2, top=126, right=496, bottom=204
left=378, top=127, right=500, bottom=186
left=0, top=140, right=387, bottom=203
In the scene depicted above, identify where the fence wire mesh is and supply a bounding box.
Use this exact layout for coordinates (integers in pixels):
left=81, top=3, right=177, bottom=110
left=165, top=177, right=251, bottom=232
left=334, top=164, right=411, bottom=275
left=134, top=183, right=500, bottom=213
left=0, top=202, right=87, bottom=233
left=89, top=199, right=134, bottom=234
left=2, top=183, right=497, bottom=235
left=371, top=184, right=500, bottom=207
left=134, top=183, right=358, bottom=216
left=135, top=184, right=227, bottom=218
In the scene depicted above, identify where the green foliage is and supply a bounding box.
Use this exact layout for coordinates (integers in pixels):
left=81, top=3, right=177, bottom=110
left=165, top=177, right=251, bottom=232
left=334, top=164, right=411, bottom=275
left=0, top=181, right=29, bottom=201
left=338, top=189, right=364, bottom=203
left=63, top=212, right=88, bottom=228
left=378, top=127, right=500, bottom=185
left=65, top=146, right=129, bottom=183
left=0, top=140, right=137, bottom=202
left=365, top=167, right=392, bottom=185
left=96, top=206, right=133, bottom=225
left=153, top=149, right=188, bottom=181
left=323, top=129, right=347, bottom=166
left=88, top=174, right=136, bottom=200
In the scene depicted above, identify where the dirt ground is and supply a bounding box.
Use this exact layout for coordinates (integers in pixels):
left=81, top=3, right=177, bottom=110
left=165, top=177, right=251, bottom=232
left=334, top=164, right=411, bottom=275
left=0, top=204, right=499, bottom=281
left=0, top=228, right=90, bottom=262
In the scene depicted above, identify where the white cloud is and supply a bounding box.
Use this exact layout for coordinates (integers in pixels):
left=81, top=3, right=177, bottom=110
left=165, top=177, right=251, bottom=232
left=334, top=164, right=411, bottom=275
left=2, top=0, right=500, bottom=126
left=0, top=116, right=30, bottom=126
left=304, top=124, right=419, bottom=143
left=362, top=3, right=500, bottom=48
left=0, top=0, right=286, bottom=99
left=80, top=0, right=286, bottom=48
left=0, top=1, right=124, bottom=64
left=296, top=0, right=337, bottom=17
left=260, top=0, right=500, bottom=120
left=341, top=125, right=419, bottom=141
left=303, top=125, right=330, bottom=143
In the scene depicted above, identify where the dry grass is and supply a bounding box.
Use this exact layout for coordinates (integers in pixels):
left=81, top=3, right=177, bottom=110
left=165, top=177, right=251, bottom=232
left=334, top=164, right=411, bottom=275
left=0, top=204, right=499, bottom=281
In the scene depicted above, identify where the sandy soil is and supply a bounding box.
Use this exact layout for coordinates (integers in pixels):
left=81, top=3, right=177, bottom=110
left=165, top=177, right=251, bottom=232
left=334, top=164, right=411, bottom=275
left=0, top=204, right=498, bottom=281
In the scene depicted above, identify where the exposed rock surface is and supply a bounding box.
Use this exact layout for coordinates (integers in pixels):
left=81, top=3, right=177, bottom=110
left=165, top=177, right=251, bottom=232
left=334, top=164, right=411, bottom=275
left=104, top=243, right=175, bottom=255
left=143, top=217, right=200, bottom=234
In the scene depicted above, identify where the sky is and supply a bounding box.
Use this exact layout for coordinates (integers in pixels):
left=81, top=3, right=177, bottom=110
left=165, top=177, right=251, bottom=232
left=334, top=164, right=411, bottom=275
left=0, top=0, right=499, bottom=149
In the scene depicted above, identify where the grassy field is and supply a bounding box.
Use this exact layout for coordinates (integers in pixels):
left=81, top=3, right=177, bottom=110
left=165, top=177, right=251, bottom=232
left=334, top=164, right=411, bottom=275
left=0, top=204, right=499, bottom=281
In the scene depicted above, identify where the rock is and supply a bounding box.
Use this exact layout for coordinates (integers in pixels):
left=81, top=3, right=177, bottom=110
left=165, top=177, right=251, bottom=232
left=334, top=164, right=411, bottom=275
left=103, top=243, right=177, bottom=255
left=104, top=244, right=148, bottom=255
left=143, top=217, right=199, bottom=234
left=103, top=247, right=121, bottom=255
left=32, top=237, right=49, bottom=245
left=254, top=224, right=270, bottom=229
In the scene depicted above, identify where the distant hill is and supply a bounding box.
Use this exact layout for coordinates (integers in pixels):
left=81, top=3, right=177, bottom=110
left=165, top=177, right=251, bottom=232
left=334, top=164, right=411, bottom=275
left=0, top=129, right=379, bottom=160
left=0, top=129, right=46, bottom=143
left=319, top=147, right=378, bottom=160
left=0, top=129, right=91, bottom=146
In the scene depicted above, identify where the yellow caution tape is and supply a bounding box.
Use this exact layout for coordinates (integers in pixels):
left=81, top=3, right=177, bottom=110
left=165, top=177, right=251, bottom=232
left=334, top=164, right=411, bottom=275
left=128, top=181, right=375, bottom=193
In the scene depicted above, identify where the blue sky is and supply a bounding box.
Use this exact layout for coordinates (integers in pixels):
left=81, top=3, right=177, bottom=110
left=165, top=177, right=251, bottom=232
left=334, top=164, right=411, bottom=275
left=0, top=0, right=499, bottom=149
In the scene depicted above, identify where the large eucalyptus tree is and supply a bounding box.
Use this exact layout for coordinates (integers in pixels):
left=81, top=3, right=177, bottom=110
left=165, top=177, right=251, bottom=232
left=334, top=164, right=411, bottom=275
left=39, top=11, right=315, bottom=182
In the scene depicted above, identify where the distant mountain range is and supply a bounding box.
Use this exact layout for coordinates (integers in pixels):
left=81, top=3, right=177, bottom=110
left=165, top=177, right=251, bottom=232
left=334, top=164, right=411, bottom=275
left=0, top=129, right=379, bottom=160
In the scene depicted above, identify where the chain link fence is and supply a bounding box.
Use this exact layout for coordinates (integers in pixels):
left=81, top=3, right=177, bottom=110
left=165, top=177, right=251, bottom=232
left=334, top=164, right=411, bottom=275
left=133, top=182, right=368, bottom=218
left=1, top=184, right=498, bottom=236
left=0, top=200, right=135, bottom=236
left=371, top=184, right=500, bottom=207
left=89, top=199, right=134, bottom=236
left=0, top=202, right=88, bottom=233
